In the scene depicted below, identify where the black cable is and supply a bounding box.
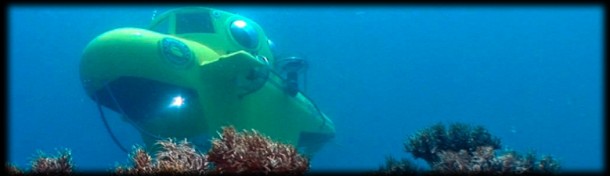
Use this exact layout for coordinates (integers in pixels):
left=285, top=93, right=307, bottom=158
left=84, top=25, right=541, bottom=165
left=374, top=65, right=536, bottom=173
left=93, top=93, right=130, bottom=154
left=95, top=84, right=166, bottom=155
left=103, top=85, right=165, bottom=141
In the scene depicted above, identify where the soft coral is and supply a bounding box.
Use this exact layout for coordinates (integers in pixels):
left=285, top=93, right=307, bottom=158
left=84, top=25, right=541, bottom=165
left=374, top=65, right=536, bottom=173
left=207, top=126, right=309, bottom=174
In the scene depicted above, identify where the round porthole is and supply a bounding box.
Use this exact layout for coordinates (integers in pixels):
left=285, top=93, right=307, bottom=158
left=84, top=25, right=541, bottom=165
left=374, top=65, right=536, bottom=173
left=229, top=19, right=259, bottom=49
left=159, top=37, right=193, bottom=68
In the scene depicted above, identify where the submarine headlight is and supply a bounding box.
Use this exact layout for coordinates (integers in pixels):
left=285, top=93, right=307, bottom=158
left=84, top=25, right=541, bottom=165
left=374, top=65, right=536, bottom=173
left=230, top=19, right=259, bottom=49
left=168, top=95, right=185, bottom=108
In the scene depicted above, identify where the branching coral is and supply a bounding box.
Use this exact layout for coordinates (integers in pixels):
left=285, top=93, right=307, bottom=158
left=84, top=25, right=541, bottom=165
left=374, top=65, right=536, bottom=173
left=432, top=146, right=560, bottom=174
left=116, top=139, right=210, bottom=174
left=155, top=138, right=210, bottom=174
left=115, top=147, right=155, bottom=174
left=208, top=126, right=310, bottom=174
left=6, top=149, right=73, bottom=175
left=432, top=146, right=505, bottom=174
left=8, top=126, right=309, bottom=175
left=377, top=156, right=420, bottom=175
left=115, top=125, right=309, bottom=175
left=433, top=148, right=472, bottom=173
left=6, top=163, right=23, bottom=175
left=405, top=123, right=501, bottom=166
left=381, top=122, right=560, bottom=175
left=30, top=149, right=73, bottom=174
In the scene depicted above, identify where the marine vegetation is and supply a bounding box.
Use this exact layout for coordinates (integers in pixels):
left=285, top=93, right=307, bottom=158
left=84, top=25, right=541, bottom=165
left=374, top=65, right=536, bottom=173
left=377, top=155, right=421, bottom=175
left=6, top=149, right=73, bottom=175
left=378, top=122, right=561, bottom=175
left=207, top=126, right=309, bottom=174
left=115, top=139, right=210, bottom=174
left=406, top=122, right=502, bottom=166
left=7, top=126, right=309, bottom=175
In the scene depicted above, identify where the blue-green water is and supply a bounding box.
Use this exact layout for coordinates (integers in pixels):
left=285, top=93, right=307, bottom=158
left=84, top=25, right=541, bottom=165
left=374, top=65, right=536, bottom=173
left=8, top=5, right=603, bottom=172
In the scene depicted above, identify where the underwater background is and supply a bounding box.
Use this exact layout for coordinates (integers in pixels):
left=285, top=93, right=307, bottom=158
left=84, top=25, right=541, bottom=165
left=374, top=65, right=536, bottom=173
left=8, top=5, right=603, bottom=172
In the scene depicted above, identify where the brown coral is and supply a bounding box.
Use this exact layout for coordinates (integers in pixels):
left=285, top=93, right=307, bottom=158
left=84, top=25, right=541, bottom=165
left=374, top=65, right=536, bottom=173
left=433, top=149, right=471, bottom=173
left=378, top=156, right=421, bottom=175
left=405, top=123, right=501, bottom=166
left=116, top=139, right=210, bottom=174
left=207, top=126, right=310, bottom=174
left=115, top=147, right=155, bottom=174
left=6, top=163, right=23, bottom=175
left=155, top=138, right=209, bottom=174
left=30, top=149, right=73, bottom=174
left=8, top=126, right=310, bottom=174
left=115, top=126, right=309, bottom=175
left=431, top=146, right=560, bottom=174
left=391, top=123, right=561, bottom=174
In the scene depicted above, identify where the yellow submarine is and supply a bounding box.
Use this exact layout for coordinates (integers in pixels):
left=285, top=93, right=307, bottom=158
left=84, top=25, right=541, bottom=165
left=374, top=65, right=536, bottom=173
left=80, top=7, right=335, bottom=155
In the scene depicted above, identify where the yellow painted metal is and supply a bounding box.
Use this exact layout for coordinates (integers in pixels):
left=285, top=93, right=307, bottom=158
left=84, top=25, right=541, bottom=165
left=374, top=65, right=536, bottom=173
left=80, top=7, right=335, bottom=153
